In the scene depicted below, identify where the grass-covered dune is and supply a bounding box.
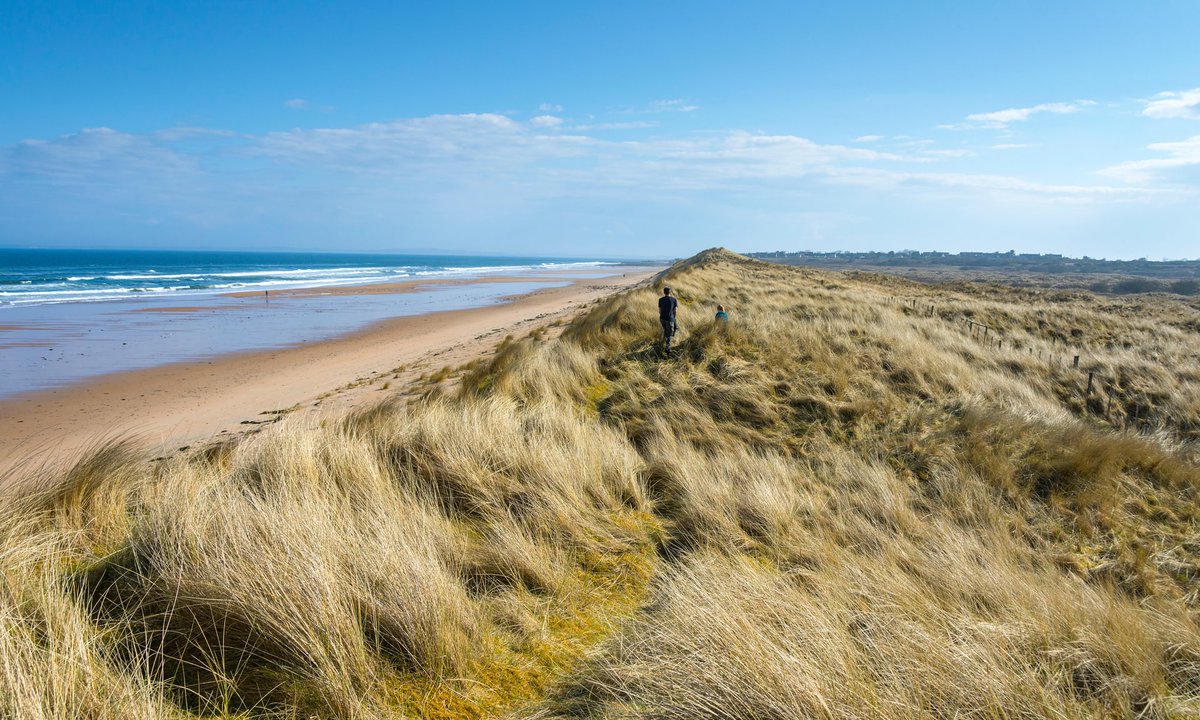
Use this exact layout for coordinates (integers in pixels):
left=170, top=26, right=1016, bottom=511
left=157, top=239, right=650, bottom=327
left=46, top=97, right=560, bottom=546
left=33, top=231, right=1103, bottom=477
left=4, top=248, right=1200, bottom=719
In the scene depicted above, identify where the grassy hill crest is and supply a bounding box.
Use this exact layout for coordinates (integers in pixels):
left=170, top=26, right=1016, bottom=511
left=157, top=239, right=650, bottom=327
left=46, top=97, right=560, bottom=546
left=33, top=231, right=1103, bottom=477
left=3, top=248, right=1200, bottom=718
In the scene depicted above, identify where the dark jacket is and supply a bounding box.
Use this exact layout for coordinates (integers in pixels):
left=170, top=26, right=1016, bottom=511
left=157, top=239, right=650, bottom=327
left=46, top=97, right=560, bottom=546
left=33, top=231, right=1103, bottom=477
left=658, top=295, right=678, bottom=322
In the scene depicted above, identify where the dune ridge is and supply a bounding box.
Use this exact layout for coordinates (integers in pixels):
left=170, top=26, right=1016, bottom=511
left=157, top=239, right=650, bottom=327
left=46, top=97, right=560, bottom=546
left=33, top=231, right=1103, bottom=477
left=3, top=248, right=1200, bottom=719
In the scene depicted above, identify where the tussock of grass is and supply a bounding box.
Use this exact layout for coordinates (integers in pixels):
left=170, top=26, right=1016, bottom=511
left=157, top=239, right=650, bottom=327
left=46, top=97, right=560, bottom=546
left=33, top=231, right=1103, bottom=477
left=4, top=247, right=1200, bottom=718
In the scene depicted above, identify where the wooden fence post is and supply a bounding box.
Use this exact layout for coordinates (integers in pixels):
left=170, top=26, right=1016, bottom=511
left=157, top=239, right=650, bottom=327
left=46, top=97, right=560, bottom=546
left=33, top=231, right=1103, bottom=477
left=1086, top=371, right=1094, bottom=395
left=1073, top=355, right=1080, bottom=368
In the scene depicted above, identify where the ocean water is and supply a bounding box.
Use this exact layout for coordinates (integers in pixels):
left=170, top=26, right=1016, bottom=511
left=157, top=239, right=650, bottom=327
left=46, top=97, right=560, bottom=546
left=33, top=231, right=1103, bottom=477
left=0, top=279, right=574, bottom=397
left=0, top=248, right=640, bottom=397
left=0, top=248, right=616, bottom=308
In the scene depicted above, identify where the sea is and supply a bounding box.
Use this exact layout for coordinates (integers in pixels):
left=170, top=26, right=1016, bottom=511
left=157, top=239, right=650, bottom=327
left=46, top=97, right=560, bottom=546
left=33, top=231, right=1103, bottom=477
left=0, top=248, right=617, bottom=308
left=0, top=248, right=637, bottom=397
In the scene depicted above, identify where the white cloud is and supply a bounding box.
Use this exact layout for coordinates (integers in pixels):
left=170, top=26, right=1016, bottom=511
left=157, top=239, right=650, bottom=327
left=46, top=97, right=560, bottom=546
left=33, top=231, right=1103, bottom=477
left=530, top=115, right=564, bottom=128
left=1, top=112, right=1173, bottom=237
left=1099, top=135, right=1200, bottom=183
left=250, top=114, right=573, bottom=176
left=0, top=128, right=215, bottom=225
left=573, top=121, right=658, bottom=131
left=151, top=127, right=241, bottom=142
left=1142, top=89, right=1200, bottom=120
left=826, top=166, right=1162, bottom=203
left=650, top=99, right=699, bottom=113
left=615, top=99, right=700, bottom=115
left=943, top=100, right=1094, bottom=130
left=284, top=98, right=335, bottom=112
left=637, top=132, right=906, bottom=184
left=862, top=138, right=972, bottom=162
left=6, top=128, right=199, bottom=182
left=921, top=148, right=975, bottom=159
left=990, top=143, right=1032, bottom=150
left=538, top=103, right=564, bottom=112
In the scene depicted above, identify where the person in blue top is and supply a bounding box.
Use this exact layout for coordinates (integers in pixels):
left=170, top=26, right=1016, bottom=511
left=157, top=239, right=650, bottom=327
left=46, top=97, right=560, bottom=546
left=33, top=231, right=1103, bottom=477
left=658, top=286, right=678, bottom=355
left=715, top=304, right=729, bottom=322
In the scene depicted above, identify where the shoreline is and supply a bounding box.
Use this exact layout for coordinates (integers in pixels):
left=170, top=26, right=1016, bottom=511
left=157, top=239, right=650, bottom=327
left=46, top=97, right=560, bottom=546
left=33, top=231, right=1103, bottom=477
left=0, top=267, right=648, bottom=398
left=0, top=269, right=658, bottom=483
left=218, top=268, right=615, bottom=299
left=126, top=275, right=575, bottom=312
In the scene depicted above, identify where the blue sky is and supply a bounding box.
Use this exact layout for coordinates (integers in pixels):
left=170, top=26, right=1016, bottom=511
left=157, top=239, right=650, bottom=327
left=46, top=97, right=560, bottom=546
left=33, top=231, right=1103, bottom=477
left=2, top=1, right=1198, bottom=259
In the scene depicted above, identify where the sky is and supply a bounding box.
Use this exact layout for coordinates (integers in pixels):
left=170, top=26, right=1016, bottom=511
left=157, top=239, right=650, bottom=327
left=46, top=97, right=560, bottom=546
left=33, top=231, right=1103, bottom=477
left=1, top=1, right=1198, bottom=259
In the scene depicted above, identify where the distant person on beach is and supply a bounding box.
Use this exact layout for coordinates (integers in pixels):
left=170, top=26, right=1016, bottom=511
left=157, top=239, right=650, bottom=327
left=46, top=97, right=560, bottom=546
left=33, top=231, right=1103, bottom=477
left=658, top=287, right=678, bottom=355
left=715, top=304, right=729, bottom=322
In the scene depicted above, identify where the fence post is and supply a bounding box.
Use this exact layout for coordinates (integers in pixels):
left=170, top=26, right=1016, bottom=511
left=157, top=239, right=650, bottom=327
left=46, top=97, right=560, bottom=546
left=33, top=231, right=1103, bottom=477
left=1073, top=355, right=1080, bottom=368
left=1086, top=371, right=1094, bottom=395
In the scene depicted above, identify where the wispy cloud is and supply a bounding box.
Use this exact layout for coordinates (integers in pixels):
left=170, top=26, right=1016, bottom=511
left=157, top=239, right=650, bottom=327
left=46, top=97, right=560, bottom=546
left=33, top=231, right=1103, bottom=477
left=853, top=135, right=883, bottom=143
left=649, top=99, right=699, bottom=113
left=921, top=148, right=975, bottom=159
left=573, top=121, right=658, bottom=131
left=616, top=99, right=700, bottom=115
left=0, top=112, right=1173, bottom=240
left=645, top=133, right=904, bottom=184
left=283, top=97, right=335, bottom=112
left=538, top=103, right=564, bottom=112
left=826, top=166, right=1162, bottom=203
left=942, top=100, right=1094, bottom=130
left=1099, top=135, right=1200, bottom=183
left=1141, top=89, right=1200, bottom=120
left=871, top=137, right=974, bottom=162
left=5, top=128, right=199, bottom=183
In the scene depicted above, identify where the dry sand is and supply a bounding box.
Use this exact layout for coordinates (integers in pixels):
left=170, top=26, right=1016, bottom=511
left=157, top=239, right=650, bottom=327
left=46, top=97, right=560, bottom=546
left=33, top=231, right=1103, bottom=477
left=0, top=270, right=657, bottom=484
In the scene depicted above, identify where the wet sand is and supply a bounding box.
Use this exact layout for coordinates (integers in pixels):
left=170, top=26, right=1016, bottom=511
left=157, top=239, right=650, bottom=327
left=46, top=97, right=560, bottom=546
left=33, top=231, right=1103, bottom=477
left=128, top=277, right=573, bottom=311
left=1, top=276, right=609, bottom=395
left=0, top=270, right=658, bottom=484
left=220, top=272, right=596, bottom=299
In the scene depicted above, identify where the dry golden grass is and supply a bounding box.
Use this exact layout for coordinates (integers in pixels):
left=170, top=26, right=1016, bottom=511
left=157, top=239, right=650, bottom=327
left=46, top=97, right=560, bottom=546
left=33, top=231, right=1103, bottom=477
left=3, top=248, right=1200, bottom=718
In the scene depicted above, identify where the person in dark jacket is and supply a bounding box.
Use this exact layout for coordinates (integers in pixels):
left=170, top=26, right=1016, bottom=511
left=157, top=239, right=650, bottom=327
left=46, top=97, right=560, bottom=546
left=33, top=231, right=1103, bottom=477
left=658, top=286, right=678, bottom=355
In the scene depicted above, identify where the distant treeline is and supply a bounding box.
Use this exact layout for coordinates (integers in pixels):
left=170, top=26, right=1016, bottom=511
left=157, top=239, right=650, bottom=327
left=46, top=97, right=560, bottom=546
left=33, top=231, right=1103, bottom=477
left=748, top=250, right=1200, bottom=295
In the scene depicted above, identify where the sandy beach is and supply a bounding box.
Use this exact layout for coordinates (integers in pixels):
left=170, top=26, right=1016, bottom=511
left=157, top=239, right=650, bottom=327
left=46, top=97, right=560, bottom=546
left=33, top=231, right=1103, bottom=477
left=219, top=270, right=606, bottom=299
left=0, top=269, right=658, bottom=482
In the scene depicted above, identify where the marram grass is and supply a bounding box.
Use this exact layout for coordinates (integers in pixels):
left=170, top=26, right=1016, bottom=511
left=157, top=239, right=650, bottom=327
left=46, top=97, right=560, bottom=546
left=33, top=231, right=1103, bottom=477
left=3, top=248, right=1200, bottom=719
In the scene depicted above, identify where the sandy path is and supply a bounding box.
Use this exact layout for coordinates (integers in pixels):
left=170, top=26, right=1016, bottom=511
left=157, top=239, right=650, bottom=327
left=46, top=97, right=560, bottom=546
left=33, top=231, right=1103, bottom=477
left=0, top=271, right=656, bottom=483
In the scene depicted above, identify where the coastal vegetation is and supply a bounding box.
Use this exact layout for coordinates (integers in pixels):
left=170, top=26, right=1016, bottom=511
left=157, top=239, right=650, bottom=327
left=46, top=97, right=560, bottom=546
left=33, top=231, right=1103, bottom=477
left=3, top=248, right=1200, bottom=718
left=751, top=249, right=1200, bottom=296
